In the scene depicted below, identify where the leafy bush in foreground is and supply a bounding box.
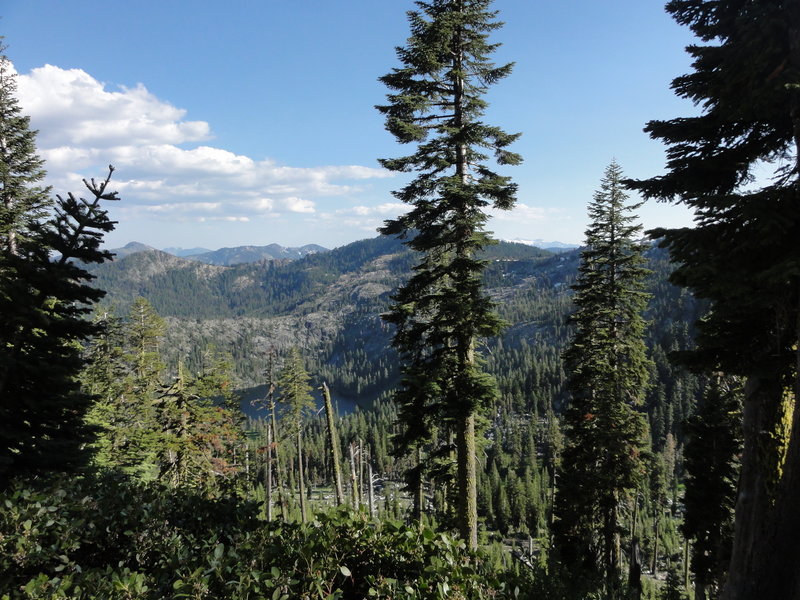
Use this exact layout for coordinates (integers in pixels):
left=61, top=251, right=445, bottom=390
left=0, top=477, right=516, bottom=599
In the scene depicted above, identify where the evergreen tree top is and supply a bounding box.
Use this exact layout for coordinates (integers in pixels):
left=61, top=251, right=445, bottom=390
left=626, top=0, right=800, bottom=375
left=0, top=40, right=50, bottom=254
left=377, top=0, right=521, bottom=242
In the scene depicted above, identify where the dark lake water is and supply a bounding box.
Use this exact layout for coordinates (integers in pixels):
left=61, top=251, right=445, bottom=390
left=237, top=384, right=366, bottom=419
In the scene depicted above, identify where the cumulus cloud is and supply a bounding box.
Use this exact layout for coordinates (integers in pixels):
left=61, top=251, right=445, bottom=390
left=17, top=65, right=211, bottom=148
left=14, top=63, right=392, bottom=226
left=489, top=202, right=551, bottom=223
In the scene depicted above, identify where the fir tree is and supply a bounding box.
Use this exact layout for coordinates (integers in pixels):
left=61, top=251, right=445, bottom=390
left=152, top=354, right=244, bottom=495
left=276, top=347, right=315, bottom=522
left=0, top=42, right=49, bottom=255
left=127, top=296, right=167, bottom=390
left=0, top=167, right=118, bottom=486
left=0, top=46, right=120, bottom=477
left=377, top=0, right=521, bottom=549
left=627, top=2, right=800, bottom=597
left=682, top=377, right=742, bottom=600
left=553, top=162, right=651, bottom=596
left=83, top=299, right=166, bottom=480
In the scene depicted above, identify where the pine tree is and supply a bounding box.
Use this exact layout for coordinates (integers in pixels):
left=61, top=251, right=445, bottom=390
left=0, top=43, right=118, bottom=485
left=682, top=377, right=742, bottom=600
left=83, top=299, right=166, bottom=480
left=276, top=347, right=315, bottom=522
left=153, top=366, right=240, bottom=495
left=553, top=162, right=651, bottom=596
left=0, top=42, right=49, bottom=255
left=626, top=2, right=800, bottom=597
left=127, top=297, right=166, bottom=390
left=377, top=0, right=521, bottom=549
left=0, top=167, right=118, bottom=485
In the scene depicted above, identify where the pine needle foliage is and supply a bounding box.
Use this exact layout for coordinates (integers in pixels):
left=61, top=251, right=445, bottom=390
left=682, top=377, right=742, bottom=599
left=553, top=162, right=651, bottom=595
left=0, top=41, right=49, bottom=255
left=626, top=2, right=800, bottom=597
left=0, top=168, right=119, bottom=486
left=377, top=0, right=521, bottom=549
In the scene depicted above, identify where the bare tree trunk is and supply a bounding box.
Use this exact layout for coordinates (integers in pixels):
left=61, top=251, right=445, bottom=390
left=603, top=501, right=620, bottom=600
left=349, top=441, right=359, bottom=507
left=358, top=437, right=365, bottom=506
left=321, top=382, right=345, bottom=505
left=270, top=400, right=289, bottom=520
left=367, top=448, right=375, bottom=518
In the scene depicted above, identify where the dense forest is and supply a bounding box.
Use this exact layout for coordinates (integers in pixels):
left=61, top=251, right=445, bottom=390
left=2, top=0, right=800, bottom=598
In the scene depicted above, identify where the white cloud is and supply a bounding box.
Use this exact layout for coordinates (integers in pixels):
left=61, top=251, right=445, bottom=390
left=311, top=202, right=410, bottom=234
left=14, top=63, right=392, bottom=227
left=17, top=65, right=211, bottom=148
left=344, top=202, right=407, bottom=217
left=282, top=197, right=316, bottom=213
left=489, top=202, right=551, bottom=223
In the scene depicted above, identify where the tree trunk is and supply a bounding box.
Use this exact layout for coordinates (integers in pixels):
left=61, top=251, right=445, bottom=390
left=752, top=379, right=800, bottom=598
left=321, top=382, right=345, bottom=505
left=652, top=513, right=660, bottom=578
left=456, top=411, right=478, bottom=550
left=721, top=376, right=781, bottom=599
left=297, top=428, right=307, bottom=523
left=696, top=582, right=707, bottom=600
left=684, top=536, right=690, bottom=592
left=367, top=450, right=375, bottom=518
left=603, top=501, right=620, bottom=599
left=358, top=437, right=365, bottom=506
left=629, top=497, right=641, bottom=600
left=748, top=33, right=800, bottom=598
left=412, top=445, right=424, bottom=522
left=628, top=537, right=642, bottom=600
left=349, top=441, right=359, bottom=507
left=265, top=418, right=273, bottom=521
left=270, top=400, right=289, bottom=520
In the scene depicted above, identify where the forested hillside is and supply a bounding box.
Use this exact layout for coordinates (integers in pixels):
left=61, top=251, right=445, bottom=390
left=90, top=236, right=700, bottom=446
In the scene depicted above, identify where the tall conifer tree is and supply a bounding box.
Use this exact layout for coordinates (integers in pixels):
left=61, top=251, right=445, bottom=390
left=377, top=0, right=521, bottom=548
left=277, top=347, right=315, bottom=522
left=682, top=377, right=742, bottom=600
left=0, top=42, right=49, bottom=254
left=0, top=40, right=118, bottom=485
left=627, top=2, right=800, bottom=597
left=553, top=162, right=650, bottom=596
left=0, top=168, right=118, bottom=485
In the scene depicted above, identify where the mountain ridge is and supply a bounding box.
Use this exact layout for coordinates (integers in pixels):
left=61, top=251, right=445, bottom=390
left=89, top=235, right=700, bottom=441
left=111, top=239, right=576, bottom=266
left=110, top=242, right=329, bottom=266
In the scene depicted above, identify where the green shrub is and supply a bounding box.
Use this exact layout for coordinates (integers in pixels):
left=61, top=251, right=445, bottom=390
left=1, top=478, right=518, bottom=599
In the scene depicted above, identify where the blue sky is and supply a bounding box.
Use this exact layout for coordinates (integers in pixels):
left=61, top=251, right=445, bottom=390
left=4, top=1, right=698, bottom=251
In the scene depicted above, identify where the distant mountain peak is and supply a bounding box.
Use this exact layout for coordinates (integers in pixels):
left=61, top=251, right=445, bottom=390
left=114, top=242, right=330, bottom=266
left=183, top=244, right=329, bottom=266
left=109, top=241, right=156, bottom=258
